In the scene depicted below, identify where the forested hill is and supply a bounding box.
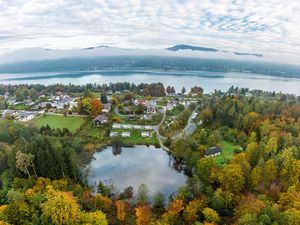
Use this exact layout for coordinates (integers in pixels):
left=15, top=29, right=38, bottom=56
left=0, top=56, right=299, bottom=78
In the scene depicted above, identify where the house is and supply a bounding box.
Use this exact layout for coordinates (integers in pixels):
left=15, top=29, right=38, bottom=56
left=121, top=132, right=131, bottom=137
left=38, top=102, right=53, bottom=108
left=166, top=99, right=179, bottom=111
left=133, top=125, right=142, bottom=129
left=112, top=123, right=122, bottom=129
left=17, top=111, right=37, bottom=122
left=141, top=132, right=150, bottom=138
left=54, top=101, right=65, bottom=110
left=205, top=147, right=222, bottom=157
left=141, top=114, right=151, bottom=120
left=102, top=103, right=112, bottom=114
left=6, top=99, right=16, bottom=105
left=134, top=99, right=147, bottom=106
left=146, top=100, right=157, bottom=114
left=127, top=114, right=137, bottom=120
left=144, top=126, right=153, bottom=130
left=110, top=132, right=118, bottom=137
left=166, top=103, right=174, bottom=111
left=93, top=115, right=108, bottom=127
left=2, top=110, right=18, bottom=118
left=122, top=124, right=132, bottom=129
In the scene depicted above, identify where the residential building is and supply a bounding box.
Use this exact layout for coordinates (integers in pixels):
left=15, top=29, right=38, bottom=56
left=17, top=111, right=37, bottom=122
left=121, top=132, right=131, bottom=137
left=112, top=124, right=122, bottom=129
left=102, top=103, right=112, bottom=114
left=204, top=147, right=222, bottom=157
left=110, top=132, right=118, bottom=137
left=141, top=132, right=150, bottom=138
left=93, top=115, right=108, bottom=127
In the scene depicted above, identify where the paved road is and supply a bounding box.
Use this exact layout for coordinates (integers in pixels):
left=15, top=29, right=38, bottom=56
left=152, top=107, right=171, bottom=151
left=113, top=104, right=201, bottom=152
left=171, top=105, right=201, bottom=139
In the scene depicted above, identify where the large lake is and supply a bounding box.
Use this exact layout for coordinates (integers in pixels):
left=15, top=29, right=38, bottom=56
left=0, top=70, right=299, bottom=95
left=87, top=145, right=186, bottom=197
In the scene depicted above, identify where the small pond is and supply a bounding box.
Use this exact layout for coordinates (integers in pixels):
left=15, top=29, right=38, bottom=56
left=87, top=145, right=187, bottom=197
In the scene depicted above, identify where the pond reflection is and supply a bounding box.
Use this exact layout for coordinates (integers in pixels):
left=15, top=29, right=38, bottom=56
left=88, top=145, right=187, bottom=197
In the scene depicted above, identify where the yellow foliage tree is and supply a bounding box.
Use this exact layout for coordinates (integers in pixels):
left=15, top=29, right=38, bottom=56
left=95, top=194, right=112, bottom=213
left=42, top=191, right=80, bottom=225
left=80, top=210, right=108, bottom=225
left=135, top=204, right=152, bottom=225
left=115, top=200, right=126, bottom=223
left=218, top=164, right=245, bottom=195
left=202, top=207, right=220, bottom=224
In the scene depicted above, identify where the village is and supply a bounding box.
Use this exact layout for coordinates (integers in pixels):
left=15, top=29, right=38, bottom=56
left=0, top=86, right=204, bottom=146
left=0, top=84, right=239, bottom=159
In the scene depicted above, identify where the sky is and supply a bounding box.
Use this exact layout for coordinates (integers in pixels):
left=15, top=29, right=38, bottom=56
left=0, top=0, right=299, bottom=64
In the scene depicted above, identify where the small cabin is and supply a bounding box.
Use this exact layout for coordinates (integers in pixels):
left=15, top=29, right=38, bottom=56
left=93, top=115, right=108, bottom=127
left=205, top=147, right=222, bottom=157
left=141, top=132, right=150, bottom=138
left=110, top=132, right=118, bottom=137
left=121, top=132, right=131, bottom=137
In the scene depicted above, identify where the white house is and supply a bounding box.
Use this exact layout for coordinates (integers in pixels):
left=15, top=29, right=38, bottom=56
left=133, top=125, right=143, bottom=129
left=110, top=132, right=118, bottom=137
left=144, top=126, right=153, bottom=130
left=112, top=123, right=122, bottom=129
left=122, top=124, right=132, bottom=129
left=121, top=132, right=131, bottom=137
left=141, top=132, right=150, bottom=138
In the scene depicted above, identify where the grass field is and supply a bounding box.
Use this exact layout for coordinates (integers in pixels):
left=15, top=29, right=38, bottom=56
left=111, top=128, right=159, bottom=146
left=78, top=121, right=109, bottom=145
left=31, top=114, right=85, bottom=133
left=214, top=141, right=241, bottom=167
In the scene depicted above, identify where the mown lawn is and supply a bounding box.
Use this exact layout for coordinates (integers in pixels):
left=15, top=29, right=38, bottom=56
left=31, top=114, right=85, bottom=133
left=79, top=121, right=109, bottom=141
left=111, top=128, right=159, bottom=146
left=214, top=141, right=241, bottom=167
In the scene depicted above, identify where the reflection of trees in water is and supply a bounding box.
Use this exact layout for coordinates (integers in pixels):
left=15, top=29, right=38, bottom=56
left=169, top=155, right=192, bottom=176
left=112, top=141, right=122, bottom=156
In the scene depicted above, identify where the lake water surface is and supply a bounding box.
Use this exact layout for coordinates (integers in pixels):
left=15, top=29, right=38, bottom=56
left=87, top=145, right=186, bottom=197
left=0, top=70, right=299, bottom=95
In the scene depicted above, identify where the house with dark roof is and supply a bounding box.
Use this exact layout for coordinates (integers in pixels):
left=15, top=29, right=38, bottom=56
left=205, top=147, right=222, bottom=157
left=93, top=115, right=108, bottom=127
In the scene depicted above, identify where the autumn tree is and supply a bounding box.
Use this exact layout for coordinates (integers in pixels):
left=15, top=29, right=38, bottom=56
left=90, top=97, right=102, bottom=117
left=135, top=205, right=152, bottom=225
left=15, top=151, right=37, bottom=179
left=115, top=200, right=126, bottom=223
left=218, top=164, right=245, bottom=195
left=95, top=194, right=112, bottom=213
left=202, top=207, right=220, bottom=224
left=42, top=191, right=80, bottom=225
left=80, top=210, right=108, bottom=225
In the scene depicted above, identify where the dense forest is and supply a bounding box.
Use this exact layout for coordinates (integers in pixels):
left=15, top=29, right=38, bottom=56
left=0, top=83, right=299, bottom=225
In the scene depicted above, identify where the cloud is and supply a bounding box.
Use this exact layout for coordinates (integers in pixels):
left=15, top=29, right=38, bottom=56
left=0, top=0, right=299, bottom=64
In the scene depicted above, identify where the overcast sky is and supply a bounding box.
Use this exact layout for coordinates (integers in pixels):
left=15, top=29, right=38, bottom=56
left=0, top=0, right=299, bottom=64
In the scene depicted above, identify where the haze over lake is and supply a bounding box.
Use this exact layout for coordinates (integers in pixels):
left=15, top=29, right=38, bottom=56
left=0, top=70, right=299, bottom=95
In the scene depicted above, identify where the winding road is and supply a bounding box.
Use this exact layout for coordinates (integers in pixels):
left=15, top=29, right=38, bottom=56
left=113, top=104, right=201, bottom=152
